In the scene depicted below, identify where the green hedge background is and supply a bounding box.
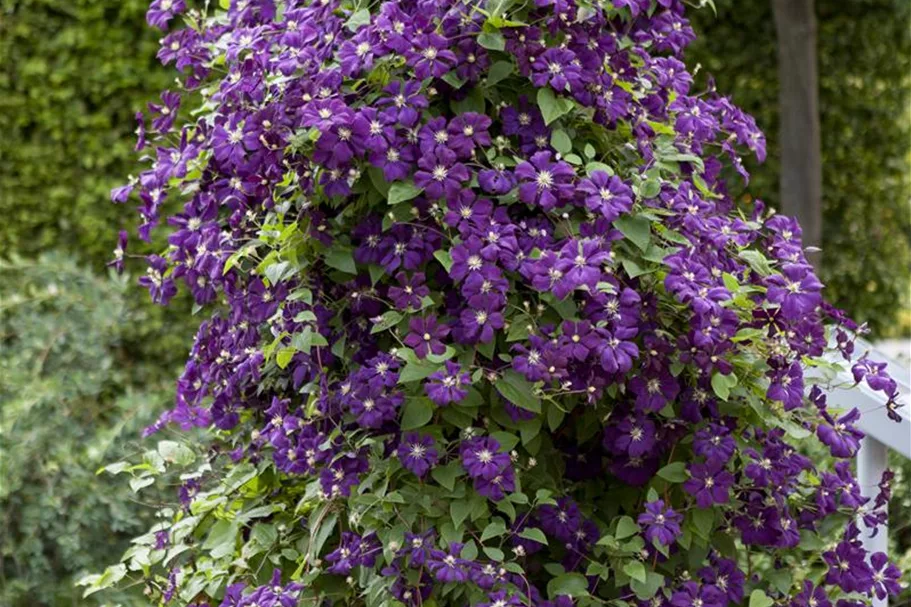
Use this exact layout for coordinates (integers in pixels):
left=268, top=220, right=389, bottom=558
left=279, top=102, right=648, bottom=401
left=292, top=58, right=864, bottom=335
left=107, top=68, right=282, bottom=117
left=688, top=0, right=911, bottom=336
left=0, top=0, right=908, bottom=605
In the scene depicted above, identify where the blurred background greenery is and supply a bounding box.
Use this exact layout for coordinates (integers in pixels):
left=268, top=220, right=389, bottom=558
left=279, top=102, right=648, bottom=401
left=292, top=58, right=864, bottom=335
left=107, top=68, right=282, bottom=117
left=0, top=0, right=908, bottom=605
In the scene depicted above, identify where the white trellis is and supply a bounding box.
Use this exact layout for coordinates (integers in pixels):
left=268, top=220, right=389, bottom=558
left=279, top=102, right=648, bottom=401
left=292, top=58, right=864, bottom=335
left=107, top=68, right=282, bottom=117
left=822, top=339, right=911, bottom=607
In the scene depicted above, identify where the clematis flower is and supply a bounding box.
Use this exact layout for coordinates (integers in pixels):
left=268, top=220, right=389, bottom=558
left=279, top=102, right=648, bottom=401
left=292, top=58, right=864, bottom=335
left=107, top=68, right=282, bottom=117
left=425, top=361, right=470, bottom=406
left=403, top=315, right=449, bottom=359
left=515, top=151, right=576, bottom=211
left=397, top=433, right=439, bottom=477
left=638, top=499, right=683, bottom=546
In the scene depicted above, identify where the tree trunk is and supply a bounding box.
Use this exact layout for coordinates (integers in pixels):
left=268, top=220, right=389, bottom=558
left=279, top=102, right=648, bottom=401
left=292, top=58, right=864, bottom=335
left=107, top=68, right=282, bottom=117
left=772, top=0, right=823, bottom=266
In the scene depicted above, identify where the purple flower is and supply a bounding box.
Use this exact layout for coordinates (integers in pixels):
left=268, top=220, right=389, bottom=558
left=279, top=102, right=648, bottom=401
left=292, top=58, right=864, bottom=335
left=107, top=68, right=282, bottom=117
left=472, top=466, right=515, bottom=501
left=604, top=415, right=657, bottom=458
left=767, top=363, right=804, bottom=411
left=107, top=230, right=128, bottom=274
left=531, top=48, right=583, bottom=92
left=790, top=581, right=831, bottom=607
left=638, top=499, right=683, bottom=546
left=817, top=408, right=864, bottom=458
left=683, top=461, right=734, bottom=507
left=388, top=272, right=430, bottom=311
left=458, top=297, right=504, bottom=344
left=326, top=532, right=380, bottom=575
left=460, top=436, right=509, bottom=480
left=146, top=0, right=186, bottom=30
left=403, top=315, right=450, bottom=359
left=577, top=171, right=633, bottom=221
left=669, top=582, right=726, bottom=607
left=766, top=263, right=824, bottom=320
left=869, top=552, right=902, bottom=600
left=397, top=433, right=439, bottom=478
left=139, top=255, right=177, bottom=305
left=425, top=361, right=470, bottom=406
left=538, top=497, right=581, bottom=543
left=427, top=543, right=469, bottom=583
left=629, top=370, right=680, bottom=413
left=407, top=33, right=457, bottom=79
left=598, top=327, right=639, bottom=374
left=515, top=151, right=575, bottom=211
left=447, top=112, right=492, bottom=158
left=148, top=90, right=181, bottom=133
left=414, top=148, right=470, bottom=200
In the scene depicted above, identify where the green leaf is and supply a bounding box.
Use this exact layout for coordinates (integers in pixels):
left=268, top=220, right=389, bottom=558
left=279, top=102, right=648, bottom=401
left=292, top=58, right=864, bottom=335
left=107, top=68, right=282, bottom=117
left=490, top=431, right=520, bottom=452
left=434, top=250, right=453, bottom=272
left=691, top=508, right=714, bottom=540
left=451, top=499, right=471, bottom=528
left=630, top=572, right=665, bottom=601
left=388, top=181, right=423, bottom=205
left=615, top=215, right=652, bottom=251
left=749, top=590, right=774, bottom=607
left=432, top=461, right=463, bottom=491
left=615, top=516, right=639, bottom=540
left=537, top=87, right=574, bottom=125
left=481, top=519, right=507, bottom=542
left=452, top=86, right=486, bottom=115
left=547, top=573, right=589, bottom=599
left=325, top=245, right=357, bottom=274
left=656, top=461, right=687, bottom=483
left=399, top=360, right=439, bottom=383
left=345, top=8, right=371, bottom=30
left=487, top=60, right=514, bottom=86
left=158, top=440, right=194, bottom=466
left=710, top=372, right=737, bottom=401
left=477, top=31, right=506, bottom=51
left=370, top=310, right=403, bottom=334
left=519, top=527, right=548, bottom=545
left=495, top=370, right=541, bottom=413
left=276, top=347, right=294, bottom=369
left=639, top=179, right=662, bottom=199
left=401, top=397, right=434, bottom=430
left=740, top=249, right=774, bottom=276
left=550, top=129, right=572, bottom=155
left=623, top=560, right=647, bottom=583
left=203, top=520, right=239, bottom=559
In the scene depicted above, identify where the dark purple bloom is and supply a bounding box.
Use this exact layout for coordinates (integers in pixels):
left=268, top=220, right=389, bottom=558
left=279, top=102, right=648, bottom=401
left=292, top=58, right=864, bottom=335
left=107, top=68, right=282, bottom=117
left=683, top=461, right=734, bottom=507
left=767, top=363, right=804, bottom=411
left=425, top=361, right=470, bottom=406
left=638, top=499, right=683, bottom=546
left=515, top=151, right=575, bottom=211
left=460, top=436, right=510, bottom=480
left=817, top=408, right=864, bottom=458
left=531, top=48, right=583, bottom=92
left=403, top=315, right=450, bottom=359
left=397, top=433, right=439, bottom=478
left=146, top=0, right=186, bottom=30
left=577, top=171, right=633, bottom=221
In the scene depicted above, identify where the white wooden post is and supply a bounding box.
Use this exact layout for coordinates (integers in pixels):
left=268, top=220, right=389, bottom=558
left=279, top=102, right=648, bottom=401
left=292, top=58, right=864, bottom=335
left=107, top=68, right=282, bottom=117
left=856, top=435, right=889, bottom=607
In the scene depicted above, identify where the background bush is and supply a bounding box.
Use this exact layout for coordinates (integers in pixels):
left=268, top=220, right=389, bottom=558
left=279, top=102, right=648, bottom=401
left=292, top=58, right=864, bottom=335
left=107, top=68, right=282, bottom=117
left=0, top=254, right=171, bottom=606
left=688, top=0, right=911, bottom=337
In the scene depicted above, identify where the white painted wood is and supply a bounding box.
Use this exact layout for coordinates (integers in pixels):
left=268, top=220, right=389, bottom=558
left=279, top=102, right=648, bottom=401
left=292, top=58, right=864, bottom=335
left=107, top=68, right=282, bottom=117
left=856, top=435, right=889, bottom=607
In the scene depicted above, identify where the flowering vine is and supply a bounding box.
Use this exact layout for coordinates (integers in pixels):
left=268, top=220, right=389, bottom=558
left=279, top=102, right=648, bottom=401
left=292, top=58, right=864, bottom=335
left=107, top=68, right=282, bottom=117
left=84, top=0, right=906, bottom=606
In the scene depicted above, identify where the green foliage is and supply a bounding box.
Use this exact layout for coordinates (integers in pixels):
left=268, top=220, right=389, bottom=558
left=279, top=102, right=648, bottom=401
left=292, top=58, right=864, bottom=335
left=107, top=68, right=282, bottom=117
left=0, top=254, right=172, bottom=606
left=688, top=0, right=911, bottom=336
left=0, top=0, right=198, bottom=372
left=0, top=0, right=169, bottom=265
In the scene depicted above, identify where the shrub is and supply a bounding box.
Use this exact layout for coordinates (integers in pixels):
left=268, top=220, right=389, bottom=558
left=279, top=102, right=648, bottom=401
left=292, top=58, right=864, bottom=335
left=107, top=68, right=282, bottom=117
left=0, top=254, right=170, bottom=606
left=87, top=1, right=906, bottom=606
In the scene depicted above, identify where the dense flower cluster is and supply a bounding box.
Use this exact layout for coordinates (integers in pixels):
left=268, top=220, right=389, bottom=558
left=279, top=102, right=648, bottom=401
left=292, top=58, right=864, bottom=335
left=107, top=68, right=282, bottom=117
left=97, top=0, right=906, bottom=605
